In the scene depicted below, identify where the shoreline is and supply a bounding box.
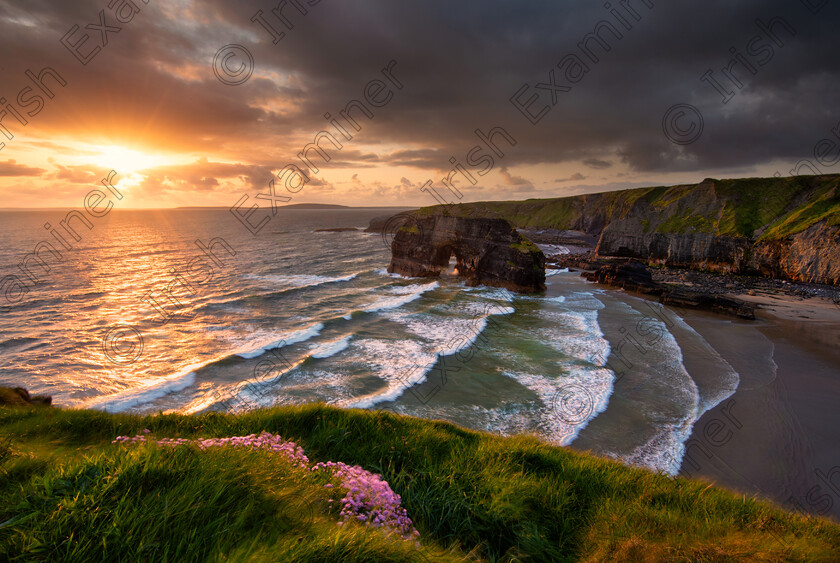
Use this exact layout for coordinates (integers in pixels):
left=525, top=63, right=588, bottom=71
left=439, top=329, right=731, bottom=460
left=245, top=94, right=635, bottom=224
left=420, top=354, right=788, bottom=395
left=575, top=265, right=840, bottom=521
left=681, top=293, right=840, bottom=522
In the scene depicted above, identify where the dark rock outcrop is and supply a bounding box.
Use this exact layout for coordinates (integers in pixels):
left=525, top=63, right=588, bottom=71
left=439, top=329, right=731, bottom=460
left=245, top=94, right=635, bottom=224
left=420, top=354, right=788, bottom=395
left=583, top=261, right=756, bottom=319
left=659, top=290, right=756, bottom=320
left=747, top=221, right=840, bottom=284
left=516, top=228, right=600, bottom=250
left=388, top=213, right=545, bottom=293
left=0, top=386, right=52, bottom=407
left=582, top=261, right=661, bottom=294
left=596, top=220, right=840, bottom=286
left=365, top=215, right=393, bottom=233
left=365, top=213, right=418, bottom=234
left=439, top=175, right=840, bottom=287
left=547, top=251, right=606, bottom=271
left=598, top=229, right=752, bottom=272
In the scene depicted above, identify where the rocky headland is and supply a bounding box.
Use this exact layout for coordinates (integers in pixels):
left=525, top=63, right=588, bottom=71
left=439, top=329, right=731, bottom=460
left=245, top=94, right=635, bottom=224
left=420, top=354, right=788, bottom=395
left=373, top=174, right=840, bottom=315
left=445, top=174, right=840, bottom=287
left=387, top=212, right=545, bottom=293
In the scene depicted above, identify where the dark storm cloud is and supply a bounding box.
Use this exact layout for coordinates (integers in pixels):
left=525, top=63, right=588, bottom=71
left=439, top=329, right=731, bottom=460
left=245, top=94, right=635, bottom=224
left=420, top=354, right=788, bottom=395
left=555, top=173, right=587, bottom=183
left=583, top=158, right=613, bottom=170
left=1, top=0, right=838, bottom=178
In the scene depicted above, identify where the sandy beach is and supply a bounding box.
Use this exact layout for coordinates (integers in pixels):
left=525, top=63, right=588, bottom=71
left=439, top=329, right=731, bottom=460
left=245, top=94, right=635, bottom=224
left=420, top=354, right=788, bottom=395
left=660, top=290, right=840, bottom=521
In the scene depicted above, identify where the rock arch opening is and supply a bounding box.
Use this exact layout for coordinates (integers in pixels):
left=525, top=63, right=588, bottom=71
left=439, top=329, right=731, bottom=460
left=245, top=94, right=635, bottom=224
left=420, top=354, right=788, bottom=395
left=387, top=213, right=546, bottom=293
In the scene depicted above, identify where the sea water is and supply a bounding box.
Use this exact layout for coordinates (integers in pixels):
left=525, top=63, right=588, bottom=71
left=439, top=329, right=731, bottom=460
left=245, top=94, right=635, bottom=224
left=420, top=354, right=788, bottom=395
left=0, top=208, right=739, bottom=474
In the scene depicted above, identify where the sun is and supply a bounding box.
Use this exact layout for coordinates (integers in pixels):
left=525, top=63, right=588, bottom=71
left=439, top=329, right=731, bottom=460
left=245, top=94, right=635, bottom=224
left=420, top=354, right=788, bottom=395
left=93, top=146, right=174, bottom=174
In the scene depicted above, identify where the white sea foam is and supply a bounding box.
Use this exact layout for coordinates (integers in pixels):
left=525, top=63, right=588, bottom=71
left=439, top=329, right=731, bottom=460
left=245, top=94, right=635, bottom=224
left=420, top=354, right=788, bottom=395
left=182, top=350, right=310, bottom=414
left=538, top=244, right=571, bottom=255
left=546, top=268, right=569, bottom=276
left=537, top=292, right=610, bottom=366
left=600, top=300, right=707, bottom=476
left=341, top=339, right=436, bottom=409
left=82, top=318, right=327, bottom=413
left=519, top=293, right=567, bottom=303
left=617, top=309, right=741, bottom=476
left=362, top=281, right=439, bottom=313
left=310, top=335, right=352, bottom=359
left=480, top=287, right=515, bottom=302
left=373, top=268, right=404, bottom=278
left=670, top=316, right=740, bottom=413
left=454, top=297, right=515, bottom=319
left=498, top=291, right=616, bottom=444
left=539, top=309, right=610, bottom=365
left=502, top=365, right=614, bottom=445
left=389, top=313, right=486, bottom=357
left=272, top=369, right=354, bottom=407
left=616, top=423, right=694, bottom=477
left=246, top=272, right=359, bottom=291
left=83, top=363, right=203, bottom=413
left=344, top=293, right=516, bottom=408
left=389, top=402, right=534, bottom=437
left=458, top=287, right=515, bottom=303
left=180, top=391, right=226, bottom=415
left=234, top=322, right=324, bottom=359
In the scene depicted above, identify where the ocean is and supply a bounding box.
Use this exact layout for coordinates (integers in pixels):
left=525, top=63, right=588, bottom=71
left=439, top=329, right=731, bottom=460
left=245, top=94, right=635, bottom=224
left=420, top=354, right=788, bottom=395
left=0, top=208, right=743, bottom=475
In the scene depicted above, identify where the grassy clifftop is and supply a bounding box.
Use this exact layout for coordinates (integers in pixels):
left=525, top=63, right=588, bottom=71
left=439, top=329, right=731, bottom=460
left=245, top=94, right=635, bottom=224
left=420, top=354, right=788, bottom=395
left=2, top=404, right=839, bottom=561
left=421, top=174, right=840, bottom=241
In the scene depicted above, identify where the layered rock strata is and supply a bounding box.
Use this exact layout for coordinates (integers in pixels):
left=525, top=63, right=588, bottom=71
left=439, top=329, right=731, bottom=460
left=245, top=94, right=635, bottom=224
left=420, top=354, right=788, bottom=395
left=387, top=213, right=545, bottom=293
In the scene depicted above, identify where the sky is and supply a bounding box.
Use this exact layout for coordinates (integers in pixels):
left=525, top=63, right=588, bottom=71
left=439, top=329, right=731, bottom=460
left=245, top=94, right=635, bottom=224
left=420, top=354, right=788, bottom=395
left=0, top=0, right=838, bottom=208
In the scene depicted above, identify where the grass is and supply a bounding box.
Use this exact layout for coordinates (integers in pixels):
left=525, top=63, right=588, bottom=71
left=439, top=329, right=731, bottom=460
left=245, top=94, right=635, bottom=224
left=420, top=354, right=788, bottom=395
left=0, top=388, right=27, bottom=407
left=509, top=240, right=541, bottom=254
left=414, top=175, right=840, bottom=242
left=758, top=179, right=840, bottom=240
left=1, top=404, right=839, bottom=561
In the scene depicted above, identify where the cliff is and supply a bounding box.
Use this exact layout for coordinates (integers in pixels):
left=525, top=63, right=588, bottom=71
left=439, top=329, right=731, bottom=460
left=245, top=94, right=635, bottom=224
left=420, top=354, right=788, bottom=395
left=388, top=213, right=545, bottom=292
left=426, top=174, right=840, bottom=286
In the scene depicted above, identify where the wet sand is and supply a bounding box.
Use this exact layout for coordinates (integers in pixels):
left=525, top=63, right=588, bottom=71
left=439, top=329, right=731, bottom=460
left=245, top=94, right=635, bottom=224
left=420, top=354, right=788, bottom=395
left=674, top=293, right=840, bottom=521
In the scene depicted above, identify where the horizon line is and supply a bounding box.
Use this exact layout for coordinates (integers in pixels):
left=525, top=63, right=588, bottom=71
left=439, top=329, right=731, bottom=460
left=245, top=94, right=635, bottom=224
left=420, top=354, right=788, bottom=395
left=0, top=204, right=418, bottom=211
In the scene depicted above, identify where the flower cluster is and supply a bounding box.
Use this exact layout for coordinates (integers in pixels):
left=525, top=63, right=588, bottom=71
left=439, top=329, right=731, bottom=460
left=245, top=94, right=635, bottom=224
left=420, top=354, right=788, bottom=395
left=111, top=431, right=418, bottom=540
left=112, top=431, right=309, bottom=468
left=112, top=428, right=151, bottom=444
left=312, top=461, right=419, bottom=540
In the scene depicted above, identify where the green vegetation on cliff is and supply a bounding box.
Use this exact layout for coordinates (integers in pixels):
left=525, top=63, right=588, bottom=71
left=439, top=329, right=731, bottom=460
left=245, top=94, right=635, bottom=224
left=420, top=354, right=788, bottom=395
left=2, top=404, right=839, bottom=561
left=509, top=239, right=541, bottom=254
left=420, top=174, right=840, bottom=241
